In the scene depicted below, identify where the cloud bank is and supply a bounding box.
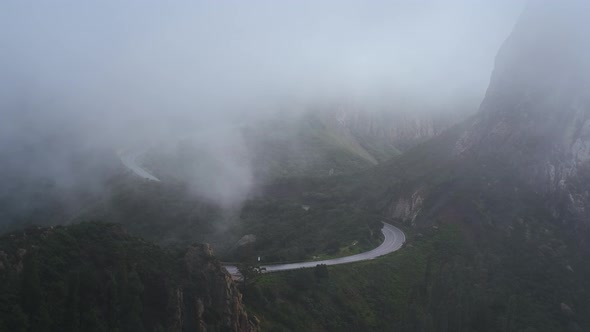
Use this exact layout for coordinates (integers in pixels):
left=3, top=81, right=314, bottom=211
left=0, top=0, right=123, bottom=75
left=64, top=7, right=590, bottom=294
left=0, top=0, right=524, bottom=217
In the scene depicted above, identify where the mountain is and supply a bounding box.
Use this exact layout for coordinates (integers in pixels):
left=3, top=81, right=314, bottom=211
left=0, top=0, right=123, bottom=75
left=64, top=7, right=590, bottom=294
left=244, top=106, right=464, bottom=177
left=0, top=222, right=258, bottom=331
left=3, top=1, right=589, bottom=331
left=455, top=0, right=590, bottom=226
left=374, top=0, right=590, bottom=328
left=242, top=2, right=590, bottom=331
left=323, top=103, right=466, bottom=154
left=377, top=1, right=590, bottom=229
left=144, top=107, right=463, bottom=185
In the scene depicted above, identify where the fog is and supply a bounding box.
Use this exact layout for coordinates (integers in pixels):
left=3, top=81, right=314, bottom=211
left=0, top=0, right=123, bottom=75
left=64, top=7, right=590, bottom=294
left=2, top=0, right=524, bottom=137
left=0, top=1, right=525, bottom=222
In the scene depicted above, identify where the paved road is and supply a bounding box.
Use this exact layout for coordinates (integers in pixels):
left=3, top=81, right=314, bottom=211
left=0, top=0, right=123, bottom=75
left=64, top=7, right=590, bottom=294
left=119, top=149, right=160, bottom=181
left=223, top=222, right=405, bottom=276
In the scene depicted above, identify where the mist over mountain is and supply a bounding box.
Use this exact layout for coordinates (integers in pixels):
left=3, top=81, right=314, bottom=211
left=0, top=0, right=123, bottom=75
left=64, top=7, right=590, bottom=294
left=456, top=0, right=590, bottom=225
left=242, top=2, right=590, bottom=330
left=366, top=2, right=590, bottom=245
left=5, top=1, right=590, bottom=331
left=0, top=0, right=524, bottom=228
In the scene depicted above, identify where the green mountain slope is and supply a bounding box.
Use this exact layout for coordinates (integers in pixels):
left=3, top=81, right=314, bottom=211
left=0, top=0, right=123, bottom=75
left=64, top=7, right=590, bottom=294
left=0, top=222, right=258, bottom=331
left=241, top=2, right=590, bottom=330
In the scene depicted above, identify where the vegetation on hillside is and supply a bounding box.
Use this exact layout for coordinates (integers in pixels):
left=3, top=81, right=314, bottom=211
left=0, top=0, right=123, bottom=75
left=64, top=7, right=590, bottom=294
left=0, top=222, right=257, bottom=332
left=244, top=220, right=589, bottom=331
left=238, top=121, right=590, bottom=331
left=74, top=171, right=384, bottom=263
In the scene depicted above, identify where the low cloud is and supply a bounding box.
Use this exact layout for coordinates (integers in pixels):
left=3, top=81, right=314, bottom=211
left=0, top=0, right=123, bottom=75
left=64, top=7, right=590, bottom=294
left=0, top=0, right=524, bottom=219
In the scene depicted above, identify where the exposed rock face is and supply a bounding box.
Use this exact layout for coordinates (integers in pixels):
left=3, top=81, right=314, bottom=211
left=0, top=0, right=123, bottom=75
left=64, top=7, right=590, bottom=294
left=455, top=0, right=590, bottom=223
left=382, top=1, right=590, bottom=227
left=326, top=107, right=464, bottom=154
left=388, top=189, right=424, bottom=225
left=236, top=235, right=256, bottom=247
left=181, top=243, right=258, bottom=332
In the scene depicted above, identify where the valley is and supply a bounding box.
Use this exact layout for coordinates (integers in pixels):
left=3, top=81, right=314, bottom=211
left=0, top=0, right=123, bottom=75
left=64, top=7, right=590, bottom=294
left=1, top=1, right=590, bottom=331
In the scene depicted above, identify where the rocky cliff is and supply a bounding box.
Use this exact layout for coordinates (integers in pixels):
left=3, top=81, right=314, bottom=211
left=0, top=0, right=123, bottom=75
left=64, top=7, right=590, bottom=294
left=327, top=107, right=463, bottom=153
left=181, top=243, right=258, bottom=332
left=371, top=1, right=590, bottom=230
left=454, top=0, right=590, bottom=224
left=0, top=222, right=258, bottom=332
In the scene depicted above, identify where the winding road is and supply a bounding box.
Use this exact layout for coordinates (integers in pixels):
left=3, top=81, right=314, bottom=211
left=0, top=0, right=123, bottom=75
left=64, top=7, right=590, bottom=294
left=118, top=148, right=160, bottom=181
left=223, top=222, right=405, bottom=276
left=118, top=148, right=406, bottom=276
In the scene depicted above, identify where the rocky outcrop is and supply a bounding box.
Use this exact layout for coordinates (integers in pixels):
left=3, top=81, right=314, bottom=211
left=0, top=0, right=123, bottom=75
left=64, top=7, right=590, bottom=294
left=388, top=189, right=424, bottom=224
left=180, top=243, right=258, bottom=332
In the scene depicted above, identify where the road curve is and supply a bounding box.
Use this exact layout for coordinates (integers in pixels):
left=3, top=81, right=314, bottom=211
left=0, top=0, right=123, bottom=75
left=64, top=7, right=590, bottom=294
left=223, top=222, right=405, bottom=276
left=118, top=149, right=160, bottom=182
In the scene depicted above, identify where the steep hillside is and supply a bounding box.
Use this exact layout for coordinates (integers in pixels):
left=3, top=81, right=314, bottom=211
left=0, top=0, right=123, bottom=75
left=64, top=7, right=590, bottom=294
left=144, top=106, right=463, bottom=183
left=373, top=1, right=590, bottom=231
left=455, top=1, right=590, bottom=225
left=74, top=173, right=384, bottom=263
left=246, top=121, right=590, bottom=331
left=242, top=112, right=385, bottom=179
left=0, top=222, right=258, bottom=331
left=320, top=104, right=465, bottom=154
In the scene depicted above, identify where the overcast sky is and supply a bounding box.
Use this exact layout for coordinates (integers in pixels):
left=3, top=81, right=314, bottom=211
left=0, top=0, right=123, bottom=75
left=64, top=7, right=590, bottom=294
left=1, top=0, right=525, bottom=144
